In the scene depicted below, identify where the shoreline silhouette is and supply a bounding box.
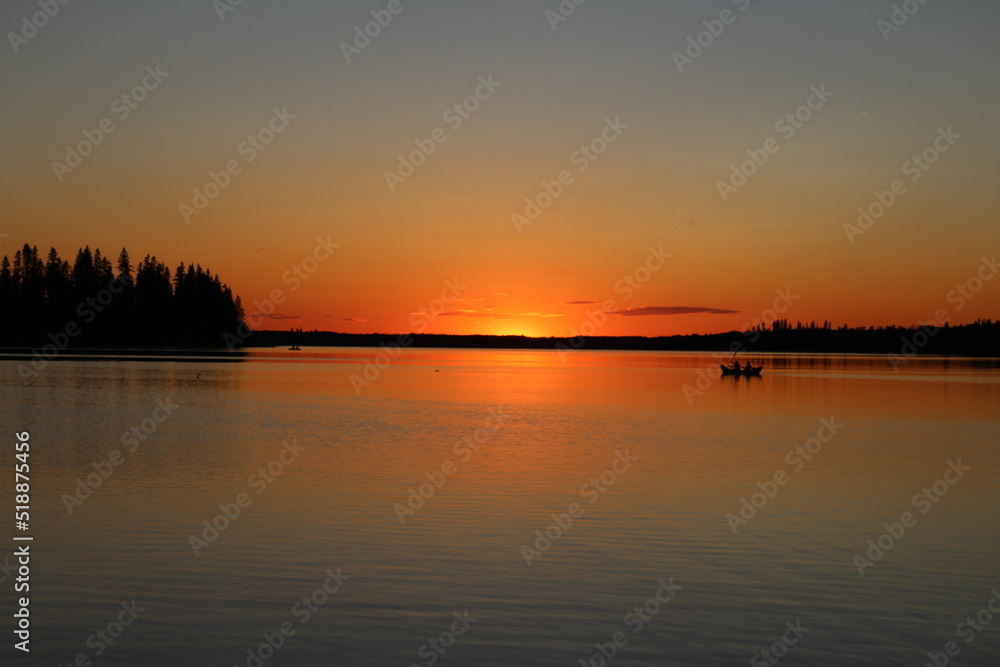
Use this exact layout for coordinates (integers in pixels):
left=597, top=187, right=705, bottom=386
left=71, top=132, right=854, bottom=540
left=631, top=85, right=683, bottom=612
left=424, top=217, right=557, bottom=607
left=4, top=243, right=995, bottom=356
left=246, top=321, right=998, bottom=356
left=3, top=321, right=995, bottom=360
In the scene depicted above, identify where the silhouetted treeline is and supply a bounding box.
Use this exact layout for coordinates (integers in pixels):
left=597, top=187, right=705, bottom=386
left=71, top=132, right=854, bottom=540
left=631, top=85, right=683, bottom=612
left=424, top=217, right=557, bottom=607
left=250, top=318, right=999, bottom=356
left=0, top=244, right=245, bottom=346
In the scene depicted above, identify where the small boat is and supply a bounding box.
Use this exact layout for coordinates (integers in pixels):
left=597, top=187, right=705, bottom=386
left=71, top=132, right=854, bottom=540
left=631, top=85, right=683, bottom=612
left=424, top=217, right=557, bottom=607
left=720, top=364, right=763, bottom=377
left=288, top=346, right=301, bottom=351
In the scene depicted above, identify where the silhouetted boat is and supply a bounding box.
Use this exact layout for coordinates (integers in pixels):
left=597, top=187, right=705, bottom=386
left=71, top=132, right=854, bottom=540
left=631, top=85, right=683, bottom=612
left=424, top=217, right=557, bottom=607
left=720, top=364, right=763, bottom=377
left=288, top=346, right=301, bottom=351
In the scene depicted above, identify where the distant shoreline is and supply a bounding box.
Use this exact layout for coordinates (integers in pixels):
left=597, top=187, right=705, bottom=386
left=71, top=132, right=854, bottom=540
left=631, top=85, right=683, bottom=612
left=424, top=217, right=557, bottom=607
left=244, top=324, right=999, bottom=357
left=1, top=319, right=998, bottom=359
left=0, top=348, right=997, bottom=361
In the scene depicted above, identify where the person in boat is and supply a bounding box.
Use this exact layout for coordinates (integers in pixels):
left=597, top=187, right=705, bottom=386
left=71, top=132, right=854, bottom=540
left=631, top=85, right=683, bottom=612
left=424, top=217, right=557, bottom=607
left=730, top=360, right=741, bottom=371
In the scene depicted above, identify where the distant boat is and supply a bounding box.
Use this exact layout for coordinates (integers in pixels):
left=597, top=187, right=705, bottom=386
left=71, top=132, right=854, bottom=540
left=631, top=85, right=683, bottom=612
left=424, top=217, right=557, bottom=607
left=288, top=346, right=301, bottom=351
left=720, top=364, right=763, bottom=377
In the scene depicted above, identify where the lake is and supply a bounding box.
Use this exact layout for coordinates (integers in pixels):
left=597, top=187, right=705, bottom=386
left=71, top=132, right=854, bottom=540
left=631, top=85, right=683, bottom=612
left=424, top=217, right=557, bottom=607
left=2, top=348, right=998, bottom=666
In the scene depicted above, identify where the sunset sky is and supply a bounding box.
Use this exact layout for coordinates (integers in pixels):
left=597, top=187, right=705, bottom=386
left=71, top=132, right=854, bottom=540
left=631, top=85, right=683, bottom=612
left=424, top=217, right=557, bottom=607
left=2, top=0, right=998, bottom=337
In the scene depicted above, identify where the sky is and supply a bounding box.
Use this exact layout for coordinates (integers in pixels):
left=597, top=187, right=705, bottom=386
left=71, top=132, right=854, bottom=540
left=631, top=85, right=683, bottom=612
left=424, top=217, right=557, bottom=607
left=2, top=0, right=998, bottom=337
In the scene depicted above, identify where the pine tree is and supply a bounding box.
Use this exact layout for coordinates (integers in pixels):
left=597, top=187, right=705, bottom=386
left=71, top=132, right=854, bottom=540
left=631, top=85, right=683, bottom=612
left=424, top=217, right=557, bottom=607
left=3, top=243, right=246, bottom=346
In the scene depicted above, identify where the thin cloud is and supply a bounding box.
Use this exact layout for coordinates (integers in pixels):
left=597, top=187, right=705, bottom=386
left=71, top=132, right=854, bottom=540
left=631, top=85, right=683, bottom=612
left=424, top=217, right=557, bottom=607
left=342, top=317, right=367, bottom=323
left=567, top=300, right=598, bottom=305
left=440, top=310, right=563, bottom=319
left=609, top=306, right=739, bottom=317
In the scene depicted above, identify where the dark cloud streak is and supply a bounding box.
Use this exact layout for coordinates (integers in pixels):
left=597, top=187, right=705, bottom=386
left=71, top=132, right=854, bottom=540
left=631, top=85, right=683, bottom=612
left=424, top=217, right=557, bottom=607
left=609, top=306, right=739, bottom=317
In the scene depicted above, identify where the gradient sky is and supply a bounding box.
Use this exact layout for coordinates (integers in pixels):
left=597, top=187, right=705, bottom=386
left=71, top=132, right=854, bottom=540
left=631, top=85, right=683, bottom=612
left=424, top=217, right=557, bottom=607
left=2, top=0, right=998, bottom=336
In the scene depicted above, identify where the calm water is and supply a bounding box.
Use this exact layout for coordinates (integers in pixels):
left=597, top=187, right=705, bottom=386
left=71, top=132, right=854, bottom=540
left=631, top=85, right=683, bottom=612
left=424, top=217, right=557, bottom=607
left=1, top=349, right=998, bottom=666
